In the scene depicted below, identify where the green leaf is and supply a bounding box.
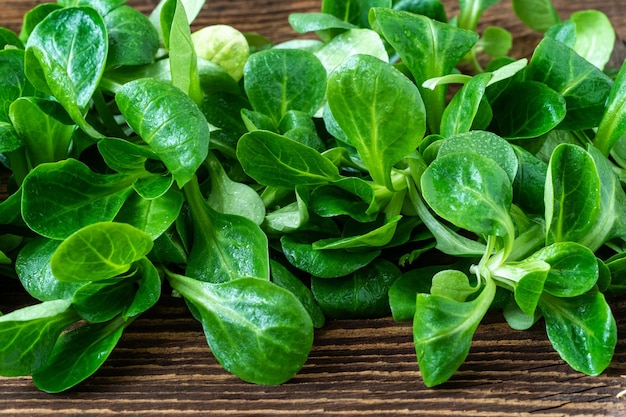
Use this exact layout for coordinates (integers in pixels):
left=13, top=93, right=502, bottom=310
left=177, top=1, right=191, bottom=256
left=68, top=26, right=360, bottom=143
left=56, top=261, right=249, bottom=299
left=388, top=265, right=448, bottom=321
left=9, top=97, right=74, bottom=167
left=237, top=130, right=341, bottom=188
left=124, top=258, right=162, bottom=318
left=540, top=289, right=616, bottom=376
left=115, top=188, right=183, bottom=239
left=309, top=177, right=377, bottom=222
left=478, top=26, right=512, bottom=57
left=570, top=10, right=615, bottom=70
left=323, top=0, right=391, bottom=28
left=72, top=279, right=136, bottom=322
left=205, top=153, right=265, bottom=226
left=270, top=260, right=325, bottom=328
left=32, top=318, right=125, bottom=393
left=15, top=238, right=84, bottom=301
left=312, top=215, right=402, bottom=249
left=288, top=12, right=357, bottom=34
left=437, top=130, right=518, bottom=183
left=311, top=259, right=400, bottom=319
left=161, top=0, right=202, bottom=103
left=489, top=80, right=566, bottom=139
left=526, top=37, right=613, bottom=131
left=492, top=259, right=549, bottom=316
left=528, top=242, right=599, bottom=298
left=595, top=61, right=626, bottom=156
left=192, top=25, right=249, bottom=82
left=116, top=78, right=210, bottom=188
left=105, top=5, right=160, bottom=68
left=458, top=0, right=501, bottom=30
left=414, top=278, right=496, bottom=387
left=393, top=0, right=447, bottom=23
left=0, top=300, right=78, bottom=376
left=545, top=144, right=601, bottom=244
left=370, top=7, right=478, bottom=133
left=430, top=270, right=478, bottom=302
left=21, top=159, right=135, bottom=240
left=314, top=28, right=389, bottom=76
left=50, top=222, right=154, bottom=282
left=184, top=179, right=269, bottom=283
left=97, top=137, right=159, bottom=174
left=168, top=273, right=314, bottom=385
left=512, top=0, right=559, bottom=32
left=421, top=152, right=514, bottom=238
left=440, top=73, right=492, bottom=137
left=25, top=7, right=107, bottom=137
left=243, top=48, right=326, bottom=123
left=281, top=235, right=380, bottom=278
left=0, top=49, right=31, bottom=122
left=327, top=53, right=426, bottom=189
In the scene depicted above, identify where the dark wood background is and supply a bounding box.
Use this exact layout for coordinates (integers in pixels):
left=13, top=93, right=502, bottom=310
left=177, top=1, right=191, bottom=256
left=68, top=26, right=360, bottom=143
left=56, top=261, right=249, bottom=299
left=2, top=1, right=626, bottom=415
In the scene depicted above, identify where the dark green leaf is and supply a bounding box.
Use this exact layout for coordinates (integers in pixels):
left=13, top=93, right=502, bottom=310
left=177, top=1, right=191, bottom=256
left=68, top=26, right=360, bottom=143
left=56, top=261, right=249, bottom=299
left=168, top=273, right=314, bottom=385
left=370, top=7, right=478, bottom=133
left=421, top=152, right=514, bottom=238
left=116, top=78, right=210, bottom=187
left=15, top=238, right=84, bottom=301
left=526, top=37, right=613, bottom=130
left=21, top=159, right=135, bottom=239
left=270, top=259, right=325, bottom=328
left=237, top=130, right=341, bottom=187
left=414, top=278, right=495, bottom=387
left=311, top=259, right=400, bottom=319
left=281, top=235, right=380, bottom=278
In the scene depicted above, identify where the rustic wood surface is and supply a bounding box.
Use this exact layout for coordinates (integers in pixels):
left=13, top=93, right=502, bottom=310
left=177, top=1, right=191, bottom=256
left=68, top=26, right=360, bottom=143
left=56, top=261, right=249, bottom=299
left=2, top=0, right=626, bottom=415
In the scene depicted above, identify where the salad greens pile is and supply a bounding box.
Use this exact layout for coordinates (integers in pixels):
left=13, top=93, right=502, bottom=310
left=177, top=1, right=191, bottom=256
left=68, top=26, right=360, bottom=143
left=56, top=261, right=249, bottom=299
left=0, top=0, right=625, bottom=392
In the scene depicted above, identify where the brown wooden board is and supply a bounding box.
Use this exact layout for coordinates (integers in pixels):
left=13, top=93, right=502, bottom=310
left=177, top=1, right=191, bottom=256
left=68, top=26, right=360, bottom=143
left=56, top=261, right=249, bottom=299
left=2, top=1, right=626, bottom=415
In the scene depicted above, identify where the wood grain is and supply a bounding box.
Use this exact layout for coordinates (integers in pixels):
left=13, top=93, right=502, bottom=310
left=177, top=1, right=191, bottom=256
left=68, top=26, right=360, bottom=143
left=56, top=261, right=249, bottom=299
left=2, top=0, right=626, bottom=415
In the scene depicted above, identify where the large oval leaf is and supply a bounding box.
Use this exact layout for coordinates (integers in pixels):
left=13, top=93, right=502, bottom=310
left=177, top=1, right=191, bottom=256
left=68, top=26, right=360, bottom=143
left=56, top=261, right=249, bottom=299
left=116, top=78, right=210, bottom=187
left=243, top=48, right=326, bottom=123
left=168, top=274, right=314, bottom=385
left=25, top=7, right=107, bottom=110
left=421, top=152, right=514, bottom=238
left=22, top=159, right=135, bottom=240
left=545, top=144, right=601, bottom=244
left=327, top=53, right=426, bottom=190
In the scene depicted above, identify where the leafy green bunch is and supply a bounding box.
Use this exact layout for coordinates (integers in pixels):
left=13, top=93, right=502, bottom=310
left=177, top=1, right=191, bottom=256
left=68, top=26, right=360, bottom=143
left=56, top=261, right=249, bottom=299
left=0, top=0, right=625, bottom=392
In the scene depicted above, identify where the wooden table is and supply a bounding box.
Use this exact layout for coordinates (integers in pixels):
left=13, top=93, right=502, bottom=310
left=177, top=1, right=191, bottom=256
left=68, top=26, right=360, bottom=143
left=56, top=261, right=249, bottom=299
left=2, top=1, right=626, bottom=415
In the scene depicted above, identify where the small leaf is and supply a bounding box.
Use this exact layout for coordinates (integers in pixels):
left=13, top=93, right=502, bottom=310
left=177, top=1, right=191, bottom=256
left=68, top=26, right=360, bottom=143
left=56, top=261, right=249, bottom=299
left=281, top=235, right=380, bottom=278
left=237, top=130, right=341, bottom=188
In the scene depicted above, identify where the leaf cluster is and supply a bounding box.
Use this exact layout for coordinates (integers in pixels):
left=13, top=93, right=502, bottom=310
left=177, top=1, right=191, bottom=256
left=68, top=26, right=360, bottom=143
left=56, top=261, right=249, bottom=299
left=0, top=0, right=625, bottom=391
